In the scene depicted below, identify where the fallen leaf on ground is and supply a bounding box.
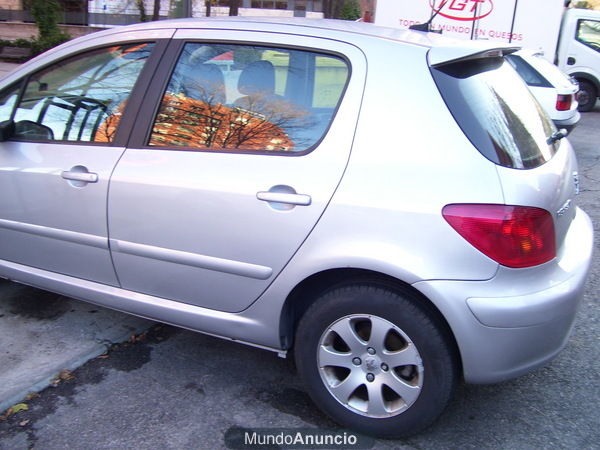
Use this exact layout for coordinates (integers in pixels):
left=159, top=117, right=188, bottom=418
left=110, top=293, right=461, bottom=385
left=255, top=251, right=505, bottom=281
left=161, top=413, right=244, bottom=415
left=1, top=403, right=29, bottom=419
left=58, top=370, right=74, bottom=381
left=129, top=333, right=147, bottom=343
left=24, top=392, right=40, bottom=401
left=11, top=403, right=28, bottom=414
left=19, top=419, right=30, bottom=427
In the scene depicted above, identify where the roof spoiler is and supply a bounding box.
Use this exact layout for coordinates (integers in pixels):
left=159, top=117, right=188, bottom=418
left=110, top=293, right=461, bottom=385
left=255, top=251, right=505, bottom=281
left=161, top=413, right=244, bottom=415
left=429, top=45, right=521, bottom=67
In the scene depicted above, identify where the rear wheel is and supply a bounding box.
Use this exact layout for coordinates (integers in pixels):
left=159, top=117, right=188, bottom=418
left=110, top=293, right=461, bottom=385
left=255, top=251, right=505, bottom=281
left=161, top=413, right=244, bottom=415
left=577, top=80, right=597, bottom=112
left=294, top=284, right=458, bottom=438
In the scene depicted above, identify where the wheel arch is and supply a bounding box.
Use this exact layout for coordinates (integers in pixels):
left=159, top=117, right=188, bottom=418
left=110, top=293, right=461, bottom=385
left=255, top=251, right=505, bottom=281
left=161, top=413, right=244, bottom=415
left=278, top=268, right=462, bottom=372
left=572, top=72, right=600, bottom=94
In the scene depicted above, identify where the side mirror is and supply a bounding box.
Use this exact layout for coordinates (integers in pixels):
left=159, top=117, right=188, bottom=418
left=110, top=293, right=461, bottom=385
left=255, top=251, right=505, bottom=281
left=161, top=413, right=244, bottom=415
left=0, top=120, right=15, bottom=142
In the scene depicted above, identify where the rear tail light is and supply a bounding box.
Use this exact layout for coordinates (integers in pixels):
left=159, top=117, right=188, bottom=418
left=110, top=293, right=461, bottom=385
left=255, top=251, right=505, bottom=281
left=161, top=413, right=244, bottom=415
left=442, top=204, right=556, bottom=268
left=556, top=94, right=572, bottom=111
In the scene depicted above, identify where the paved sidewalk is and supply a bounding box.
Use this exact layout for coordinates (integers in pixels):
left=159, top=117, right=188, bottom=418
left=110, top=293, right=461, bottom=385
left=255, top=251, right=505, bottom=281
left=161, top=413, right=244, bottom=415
left=0, top=59, right=154, bottom=415
left=0, top=280, right=153, bottom=414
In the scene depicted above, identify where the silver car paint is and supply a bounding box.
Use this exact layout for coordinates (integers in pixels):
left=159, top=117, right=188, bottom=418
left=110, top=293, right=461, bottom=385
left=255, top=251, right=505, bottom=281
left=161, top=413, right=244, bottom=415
left=0, top=19, right=593, bottom=385
left=0, top=141, right=124, bottom=285
left=107, top=29, right=368, bottom=312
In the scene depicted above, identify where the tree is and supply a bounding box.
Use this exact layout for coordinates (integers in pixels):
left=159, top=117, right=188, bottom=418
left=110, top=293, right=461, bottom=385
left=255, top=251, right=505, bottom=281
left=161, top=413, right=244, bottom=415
left=136, top=0, right=149, bottom=22
left=29, top=0, right=70, bottom=55
left=322, top=0, right=343, bottom=18
left=340, top=0, right=361, bottom=20
left=229, top=0, right=240, bottom=16
left=153, top=0, right=161, bottom=21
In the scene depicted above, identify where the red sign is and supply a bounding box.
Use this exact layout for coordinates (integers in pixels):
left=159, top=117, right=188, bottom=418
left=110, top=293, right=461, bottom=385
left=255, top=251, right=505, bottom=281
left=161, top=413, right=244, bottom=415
left=429, top=0, right=494, bottom=21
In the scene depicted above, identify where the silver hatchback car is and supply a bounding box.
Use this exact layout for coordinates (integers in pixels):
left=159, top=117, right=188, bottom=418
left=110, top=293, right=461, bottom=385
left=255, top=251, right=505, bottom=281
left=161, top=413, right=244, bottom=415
left=0, top=18, right=593, bottom=438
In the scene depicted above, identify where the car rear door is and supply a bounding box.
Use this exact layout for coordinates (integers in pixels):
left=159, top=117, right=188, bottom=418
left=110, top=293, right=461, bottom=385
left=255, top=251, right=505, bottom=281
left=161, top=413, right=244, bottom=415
left=0, top=34, right=171, bottom=284
left=108, top=29, right=366, bottom=312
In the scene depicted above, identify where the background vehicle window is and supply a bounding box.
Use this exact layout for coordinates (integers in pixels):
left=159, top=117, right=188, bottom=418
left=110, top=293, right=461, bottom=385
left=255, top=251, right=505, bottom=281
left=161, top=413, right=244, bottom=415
left=505, top=55, right=551, bottom=88
left=149, top=42, right=349, bottom=152
left=12, top=43, right=155, bottom=143
left=576, top=19, right=600, bottom=53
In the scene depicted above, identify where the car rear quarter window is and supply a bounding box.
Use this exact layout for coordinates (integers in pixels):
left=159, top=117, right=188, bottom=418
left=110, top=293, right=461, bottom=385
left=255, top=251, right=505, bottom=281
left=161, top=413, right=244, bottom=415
left=148, top=42, right=349, bottom=153
left=431, top=56, right=558, bottom=169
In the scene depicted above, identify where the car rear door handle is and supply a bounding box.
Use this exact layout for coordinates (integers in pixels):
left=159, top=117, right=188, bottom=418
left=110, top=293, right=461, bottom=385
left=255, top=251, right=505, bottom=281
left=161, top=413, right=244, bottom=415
left=61, top=170, right=98, bottom=183
left=256, top=191, right=311, bottom=206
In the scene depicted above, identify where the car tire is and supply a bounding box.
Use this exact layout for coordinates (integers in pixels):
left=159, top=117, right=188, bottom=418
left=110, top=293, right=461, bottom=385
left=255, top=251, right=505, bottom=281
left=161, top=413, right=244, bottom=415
left=294, top=283, right=458, bottom=438
left=577, top=80, right=597, bottom=112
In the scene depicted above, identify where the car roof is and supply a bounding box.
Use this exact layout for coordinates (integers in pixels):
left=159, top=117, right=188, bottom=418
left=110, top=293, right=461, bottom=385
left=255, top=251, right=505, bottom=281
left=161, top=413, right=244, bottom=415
left=4, top=17, right=520, bottom=83
left=81, top=17, right=519, bottom=65
left=81, top=17, right=453, bottom=49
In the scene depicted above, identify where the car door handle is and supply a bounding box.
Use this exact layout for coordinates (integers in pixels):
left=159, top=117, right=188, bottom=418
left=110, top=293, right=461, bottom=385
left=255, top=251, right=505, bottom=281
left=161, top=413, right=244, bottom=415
left=61, top=170, right=98, bottom=183
left=256, top=191, right=311, bottom=206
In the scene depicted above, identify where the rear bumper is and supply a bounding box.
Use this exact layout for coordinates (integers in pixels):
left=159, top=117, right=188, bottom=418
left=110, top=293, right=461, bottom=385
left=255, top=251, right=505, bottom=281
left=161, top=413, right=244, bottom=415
left=554, top=110, right=580, bottom=134
left=413, top=207, right=593, bottom=384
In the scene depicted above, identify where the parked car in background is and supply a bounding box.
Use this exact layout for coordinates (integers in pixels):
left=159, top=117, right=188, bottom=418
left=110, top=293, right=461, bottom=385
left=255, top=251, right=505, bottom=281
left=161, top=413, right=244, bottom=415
left=0, top=18, right=593, bottom=438
left=375, top=1, right=600, bottom=112
left=506, top=49, right=580, bottom=133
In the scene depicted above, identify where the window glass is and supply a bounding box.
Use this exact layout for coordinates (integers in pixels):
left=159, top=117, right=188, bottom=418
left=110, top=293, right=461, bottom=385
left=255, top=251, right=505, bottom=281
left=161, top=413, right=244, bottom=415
left=505, top=55, right=550, bottom=88
left=149, top=42, right=349, bottom=153
left=0, top=83, right=20, bottom=122
left=576, top=19, right=600, bottom=53
left=12, top=43, right=154, bottom=143
left=432, top=57, right=557, bottom=169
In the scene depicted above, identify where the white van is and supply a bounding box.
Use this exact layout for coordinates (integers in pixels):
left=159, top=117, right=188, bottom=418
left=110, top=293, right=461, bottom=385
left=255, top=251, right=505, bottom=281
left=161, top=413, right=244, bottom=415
left=375, top=0, right=600, bottom=111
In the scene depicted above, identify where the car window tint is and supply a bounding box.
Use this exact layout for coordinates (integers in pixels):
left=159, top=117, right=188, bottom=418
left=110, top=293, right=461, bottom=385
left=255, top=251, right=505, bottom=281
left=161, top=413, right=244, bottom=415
left=432, top=57, right=557, bottom=169
left=149, top=42, right=349, bottom=153
left=12, top=43, right=155, bottom=143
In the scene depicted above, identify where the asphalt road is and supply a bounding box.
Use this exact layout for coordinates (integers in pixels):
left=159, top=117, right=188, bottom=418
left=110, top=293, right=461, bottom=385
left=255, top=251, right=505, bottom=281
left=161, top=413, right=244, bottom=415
left=0, top=107, right=599, bottom=449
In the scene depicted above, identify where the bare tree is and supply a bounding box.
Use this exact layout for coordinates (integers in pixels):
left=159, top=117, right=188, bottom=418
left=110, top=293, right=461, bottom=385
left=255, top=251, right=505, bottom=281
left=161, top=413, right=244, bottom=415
left=149, top=88, right=316, bottom=151
left=229, top=0, right=240, bottom=16
left=152, top=0, right=161, bottom=21
left=322, top=0, right=343, bottom=18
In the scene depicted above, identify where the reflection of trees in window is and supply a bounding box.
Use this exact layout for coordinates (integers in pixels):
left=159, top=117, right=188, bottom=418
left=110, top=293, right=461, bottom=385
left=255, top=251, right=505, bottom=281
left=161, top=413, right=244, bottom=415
left=16, top=43, right=153, bottom=143
left=150, top=91, right=314, bottom=151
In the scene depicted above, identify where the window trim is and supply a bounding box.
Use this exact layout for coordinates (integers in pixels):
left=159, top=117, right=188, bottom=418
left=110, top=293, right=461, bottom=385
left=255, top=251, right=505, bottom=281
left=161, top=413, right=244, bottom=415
left=127, top=38, right=352, bottom=157
left=2, top=39, right=169, bottom=148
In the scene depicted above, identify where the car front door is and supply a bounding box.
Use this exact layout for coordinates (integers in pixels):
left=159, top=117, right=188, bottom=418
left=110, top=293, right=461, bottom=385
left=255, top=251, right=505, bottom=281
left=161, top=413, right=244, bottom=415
left=108, top=30, right=366, bottom=312
left=0, top=39, right=165, bottom=284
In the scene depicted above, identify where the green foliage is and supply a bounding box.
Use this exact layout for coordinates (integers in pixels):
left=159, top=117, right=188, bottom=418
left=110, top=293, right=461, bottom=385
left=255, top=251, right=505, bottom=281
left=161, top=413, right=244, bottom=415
left=29, top=0, right=70, bottom=56
left=339, top=0, right=361, bottom=20
left=136, top=0, right=149, bottom=22
left=169, top=0, right=184, bottom=18
left=0, top=0, right=70, bottom=60
left=571, top=1, right=592, bottom=8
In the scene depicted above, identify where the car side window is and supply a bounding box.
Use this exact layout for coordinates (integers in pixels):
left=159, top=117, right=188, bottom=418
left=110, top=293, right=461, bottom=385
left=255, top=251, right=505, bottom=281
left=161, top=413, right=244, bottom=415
left=149, top=42, right=349, bottom=153
left=10, top=43, right=155, bottom=143
left=576, top=19, right=600, bottom=53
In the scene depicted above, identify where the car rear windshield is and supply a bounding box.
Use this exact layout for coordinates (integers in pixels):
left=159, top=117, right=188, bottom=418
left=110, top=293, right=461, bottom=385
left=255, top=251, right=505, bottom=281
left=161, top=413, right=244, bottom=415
left=430, top=56, right=558, bottom=169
